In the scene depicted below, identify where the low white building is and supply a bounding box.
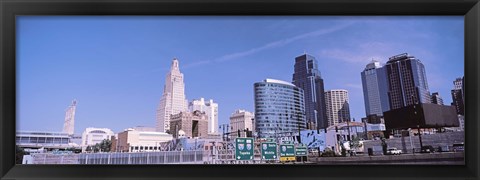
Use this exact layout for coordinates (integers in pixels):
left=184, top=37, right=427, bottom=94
left=81, top=127, right=114, bottom=149
left=114, top=127, right=173, bottom=152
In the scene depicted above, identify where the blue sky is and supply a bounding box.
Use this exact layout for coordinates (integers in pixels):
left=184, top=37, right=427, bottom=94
left=17, top=16, right=464, bottom=135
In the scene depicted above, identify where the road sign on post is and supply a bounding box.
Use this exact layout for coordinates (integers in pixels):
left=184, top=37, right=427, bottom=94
left=235, top=138, right=254, bottom=160
left=279, top=144, right=295, bottom=161
left=261, top=142, right=277, bottom=160
left=295, top=146, right=308, bottom=156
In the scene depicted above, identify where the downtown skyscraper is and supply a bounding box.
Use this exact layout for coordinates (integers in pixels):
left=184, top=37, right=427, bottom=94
left=361, top=60, right=390, bottom=117
left=292, top=53, right=328, bottom=129
left=254, top=79, right=306, bottom=139
left=325, top=89, right=351, bottom=126
left=451, top=77, right=465, bottom=115
left=63, top=99, right=77, bottom=136
left=156, top=58, right=188, bottom=133
left=384, top=53, right=431, bottom=110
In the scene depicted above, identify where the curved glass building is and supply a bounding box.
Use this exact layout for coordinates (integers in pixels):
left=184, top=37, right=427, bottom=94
left=254, top=79, right=306, bottom=139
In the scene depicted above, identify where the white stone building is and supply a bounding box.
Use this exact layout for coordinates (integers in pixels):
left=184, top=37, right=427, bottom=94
left=156, top=58, right=188, bottom=132
left=81, top=127, right=114, bottom=150
left=114, top=127, right=173, bottom=152
left=229, top=109, right=254, bottom=138
left=189, top=98, right=218, bottom=134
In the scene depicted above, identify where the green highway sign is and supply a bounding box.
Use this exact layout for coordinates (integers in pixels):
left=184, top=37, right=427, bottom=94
left=261, top=142, right=277, bottom=160
left=295, top=146, right=308, bottom=156
left=279, top=144, right=295, bottom=157
left=235, top=138, right=254, bottom=160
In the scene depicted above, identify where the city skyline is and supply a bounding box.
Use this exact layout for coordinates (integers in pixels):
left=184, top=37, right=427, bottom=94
left=17, top=16, right=464, bottom=134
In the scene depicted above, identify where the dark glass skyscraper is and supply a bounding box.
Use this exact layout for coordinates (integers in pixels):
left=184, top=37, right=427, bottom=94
left=384, top=53, right=431, bottom=110
left=292, top=53, right=328, bottom=129
left=361, top=60, right=390, bottom=117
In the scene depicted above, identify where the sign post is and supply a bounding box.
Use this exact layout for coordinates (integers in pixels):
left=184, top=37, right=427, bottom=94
left=295, top=145, right=308, bottom=163
left=235, top=138, right=254, bottom=161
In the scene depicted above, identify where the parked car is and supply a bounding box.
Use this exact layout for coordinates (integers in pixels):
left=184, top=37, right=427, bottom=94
left=420, top=145, right=435, bottom=153
left=437, top=145, right=450, bottom=152
left=386, top=147, right=402, bottom=155
left=452, top=143, right=464, bottom=152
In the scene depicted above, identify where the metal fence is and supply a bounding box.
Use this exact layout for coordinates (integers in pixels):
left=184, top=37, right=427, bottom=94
left=28, top=153, right=79, bottom=164
left=26, top=151, right=205, bottom=164
left=79, top=151, right=204, bottom=164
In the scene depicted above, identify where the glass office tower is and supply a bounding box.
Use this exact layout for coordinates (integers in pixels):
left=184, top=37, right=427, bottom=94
left=254, top=79, right=306, bottom=139
left=361, top=60, right=390, bottom=117
left=292, top=53, right=328, bottom=130
left=384, top=53, right=431, bottom=110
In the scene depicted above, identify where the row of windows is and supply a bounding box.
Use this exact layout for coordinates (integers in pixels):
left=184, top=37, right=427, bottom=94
left=16, top=137, right=70, bottom=144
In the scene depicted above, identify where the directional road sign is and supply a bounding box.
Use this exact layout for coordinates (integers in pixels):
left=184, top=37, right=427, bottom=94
left=279, top=144, right=295, bottom=161
left=235, top=138, right=254, bottom=160
left=261, top=142, right=277, bottom=160
left=295, top=146, right=308, bottom=156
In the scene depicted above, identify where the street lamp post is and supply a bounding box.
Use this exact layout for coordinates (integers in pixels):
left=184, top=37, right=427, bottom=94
left=412, top=95, right=423, bottom=151
left=408, top=128, right=413, bottom=153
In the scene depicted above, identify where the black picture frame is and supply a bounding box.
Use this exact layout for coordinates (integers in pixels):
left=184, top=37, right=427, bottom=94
left=1, top=0, right=478, bottom=180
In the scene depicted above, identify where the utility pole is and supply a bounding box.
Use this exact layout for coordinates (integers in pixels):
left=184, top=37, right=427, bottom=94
left=412, top=94, right=423, bottom=150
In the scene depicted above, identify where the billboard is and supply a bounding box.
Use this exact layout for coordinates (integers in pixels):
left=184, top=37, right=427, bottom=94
left=384, top=103, right=459, bottom=129
left=299, top=130, right=326, bottom=151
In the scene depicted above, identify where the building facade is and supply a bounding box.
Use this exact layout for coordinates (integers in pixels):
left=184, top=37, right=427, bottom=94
left=361, top=60, right=390, bottom=117
left=325, top=89, right=351, bottom=126
left=254, top=78, right=306, bottom=139
left=451, top=77, right=465, bottom=115
left=113, top=127, right=173, bottom=152
left=62, top=99, right=77, bottom=136
left=384, top=53, right=431, bottom=110
left=189, top=98, right=218, bottom=134
left=16, top=131, right=74, bottom=150
left=431, top=92, right=444, bottom=105
left=169, top=110, right=209, bottom=139
left=157, top=58, right=188, bottom=132
left=229, top=109, right=255, bottom=138
left=292, top=53, right=328, bottom=129
left=81, top=127, right=114, bottom=148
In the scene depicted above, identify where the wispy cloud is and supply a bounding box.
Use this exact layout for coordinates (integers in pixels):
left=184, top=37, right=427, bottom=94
left=319, top=42, right=395, bottom=64
left=182, top=21, right=356, bottom=68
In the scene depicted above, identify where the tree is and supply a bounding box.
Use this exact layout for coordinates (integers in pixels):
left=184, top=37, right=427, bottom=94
left=350, top=136, right=363, bottom=150
left=98, top=139, right=112, bottom=152
left=381, top=137, right=388, bottom=155
left=16, top=145, right=28, bottom=164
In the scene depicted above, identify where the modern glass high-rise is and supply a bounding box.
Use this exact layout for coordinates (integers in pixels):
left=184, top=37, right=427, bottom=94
left=325, top=89, right=351, bottom=126
left=156, top=58, right=188, bottom=132
left=292, top=53, right=328, bottom=129
left=254, top=79, right=306, bottom=139
left=361, top=60, right=390, bottom=117
left=384, top=53, right=431, bottom=110
left=63, top=99, right=77, bottom=136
